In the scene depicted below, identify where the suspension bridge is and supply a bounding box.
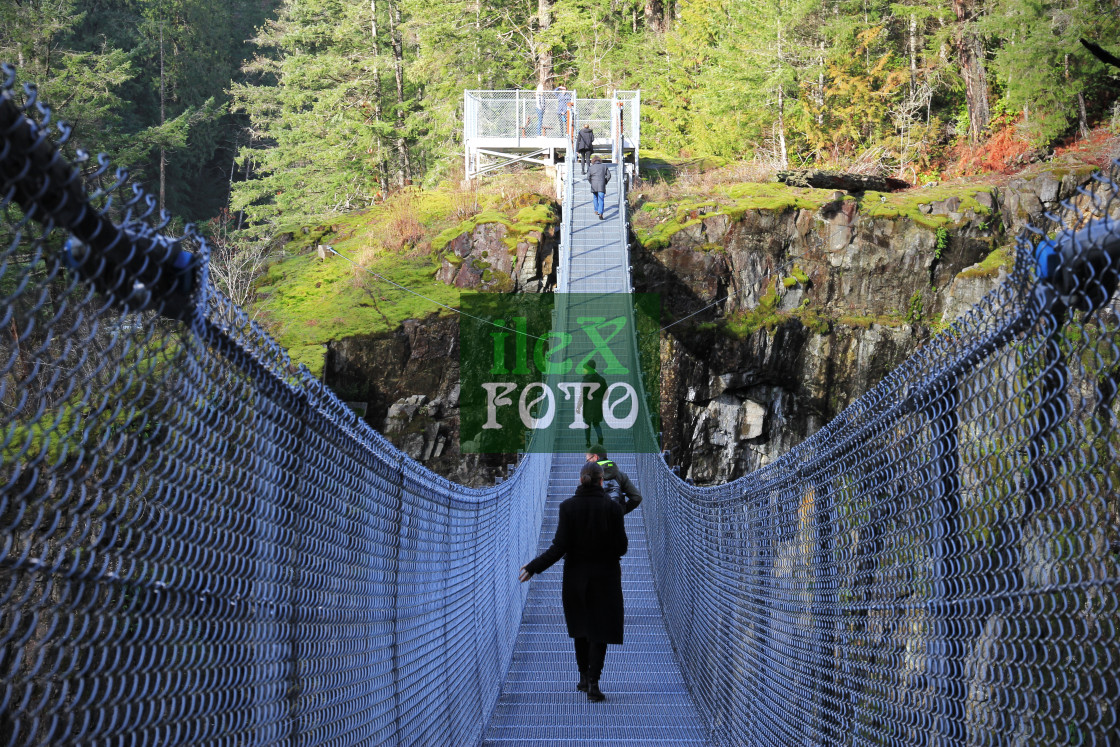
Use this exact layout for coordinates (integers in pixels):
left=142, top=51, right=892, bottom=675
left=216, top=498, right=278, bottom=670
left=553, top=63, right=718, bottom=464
left=2, top=71, right=1119, bottom=747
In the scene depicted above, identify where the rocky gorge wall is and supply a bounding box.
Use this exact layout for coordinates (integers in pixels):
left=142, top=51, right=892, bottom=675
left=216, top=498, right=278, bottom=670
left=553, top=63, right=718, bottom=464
left=321, top=162, right=1103, bottom=487
left=323, top=213, right=560, bottom=487
left=639, top=164, right=1101, bottom=483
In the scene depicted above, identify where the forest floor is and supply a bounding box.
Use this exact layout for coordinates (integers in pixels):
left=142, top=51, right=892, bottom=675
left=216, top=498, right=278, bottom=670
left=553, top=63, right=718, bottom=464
left=638, top=125, right=1120, bottom=197
left=250, top=169, right=557, bottom=376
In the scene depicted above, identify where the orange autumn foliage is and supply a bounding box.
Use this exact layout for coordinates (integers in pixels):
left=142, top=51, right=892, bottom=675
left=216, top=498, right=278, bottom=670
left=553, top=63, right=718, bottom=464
left=946, top=120, right=1035, bottom=177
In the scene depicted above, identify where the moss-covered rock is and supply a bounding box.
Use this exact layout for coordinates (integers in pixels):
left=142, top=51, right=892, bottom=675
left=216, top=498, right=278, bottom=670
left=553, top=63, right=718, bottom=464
left=252, top=182, right=559, bottom=376
left=642, top=158, right=1107, bottom=486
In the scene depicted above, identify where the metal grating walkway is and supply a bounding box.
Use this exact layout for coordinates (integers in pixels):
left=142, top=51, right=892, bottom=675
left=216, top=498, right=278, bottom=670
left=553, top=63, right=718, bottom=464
left=481, top=161, right=710, bottom=746
left=481, top=454, right=709, bottom=746
left=567, top=161, right=629, bottom=295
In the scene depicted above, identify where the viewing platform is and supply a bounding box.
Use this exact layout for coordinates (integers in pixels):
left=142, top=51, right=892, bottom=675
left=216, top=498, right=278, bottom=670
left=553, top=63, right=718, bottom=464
left=464, top=89, right=640, bottom=179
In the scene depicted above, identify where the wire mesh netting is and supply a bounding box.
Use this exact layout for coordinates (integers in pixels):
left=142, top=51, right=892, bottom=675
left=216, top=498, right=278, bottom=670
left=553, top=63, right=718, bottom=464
left=465, top=90, right=575, bottom=140
left=5, top=58, right=1120, bottom=747
left=614, top=91, right=640, bottom=146
left=464, top=91, right=640, bottom=146
left=637, top=162, right=1120, bottom=745
left=1, top=69, right=552, bottom=746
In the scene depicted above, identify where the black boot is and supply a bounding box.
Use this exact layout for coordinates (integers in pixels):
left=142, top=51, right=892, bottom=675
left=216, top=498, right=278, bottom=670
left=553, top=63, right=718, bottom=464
left=586, top=640, right=607, bottom=701
left=573, top=638, right=590, bottom=692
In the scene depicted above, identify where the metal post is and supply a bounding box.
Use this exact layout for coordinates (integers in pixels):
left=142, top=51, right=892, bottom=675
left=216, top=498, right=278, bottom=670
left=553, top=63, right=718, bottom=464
left=617, top=101, right=624, bottom=165
left=611, top=94, right=619, bottom=162
left=633, top=91, right=641, bottom=177
left=464, top=92, right=473, bottom=181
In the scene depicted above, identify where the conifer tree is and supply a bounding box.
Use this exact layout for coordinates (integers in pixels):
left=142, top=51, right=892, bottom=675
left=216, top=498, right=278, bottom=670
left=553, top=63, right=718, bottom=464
left=981, top=0, right=1120, bottom=144
left=231, top=0, right=404, bottom=227
left=0, top=0, right=135, bottom=150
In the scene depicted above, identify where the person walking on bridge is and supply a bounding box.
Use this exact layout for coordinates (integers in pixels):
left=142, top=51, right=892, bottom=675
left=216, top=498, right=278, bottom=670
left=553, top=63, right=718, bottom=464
left=535, top=82, right=545, bottom=136
left=555, top=85, right=572, bottom=135
left=576, top=123, right=594, bottom=174
left=587, top=155, right=611, bottom=219
left=519, top=461, right=627, bottom=703
left=586, top=445, right=642, bottom=515
left=581, top=360, right=606, bottom=447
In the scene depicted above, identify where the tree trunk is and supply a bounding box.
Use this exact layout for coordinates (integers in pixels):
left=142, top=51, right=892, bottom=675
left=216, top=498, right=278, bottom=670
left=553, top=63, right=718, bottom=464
left=159, top=24, right=166, bottom=214
left=909, top=13, right=917, bottom=97
left=475, top=0, right=483, bottom=87
left=387, top=0, right=412, bottom=186
left=1078, top=92, right=1089, bottom=139
left=863, top=0, right=870, bottom=70
left=1066, top=54, right=1090, bottom=139
left=776, top=16, right=788, bottom=168
left=371, top=0, right=388, bottom=190
left=777, top=86, right=788, bottom=168
left=817, top=40, right=825, bottom=127
left=952, top=0, right=990, bottom=142
left=537, top=0, right=552, bottom=87
left=644, top=0, right=664, bottom=32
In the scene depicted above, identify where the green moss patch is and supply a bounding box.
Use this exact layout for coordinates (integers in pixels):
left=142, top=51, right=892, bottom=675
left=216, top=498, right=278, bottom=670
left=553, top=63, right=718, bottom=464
left=722, top=182, right=836, bottom=214
left=431, top=210, right=512, bottom=254
left=254, top=180, right=558, bottom=377
left=957, top=247, right=1012, bottom=280
left=433, top=203, right=557, bottom=255
left=721, top=284, right=821, bottom=338
left=638, top=217, right=705, bottom=250
left=633, top=181, right=838, bottom=251
left=254, top=251, right=462, bottom=376
left=861, top=185, right=996, bottom=230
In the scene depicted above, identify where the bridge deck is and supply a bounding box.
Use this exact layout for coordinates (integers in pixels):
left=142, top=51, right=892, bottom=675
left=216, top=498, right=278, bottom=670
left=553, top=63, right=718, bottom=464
left=482, top=453, right=709, bottom=746
left=481, top=165, right=710, bottom=746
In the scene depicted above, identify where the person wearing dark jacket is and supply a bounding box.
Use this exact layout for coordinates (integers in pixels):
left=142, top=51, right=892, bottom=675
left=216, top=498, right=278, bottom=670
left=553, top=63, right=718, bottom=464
left=586, top=156, right=611, bottom=219
left=519, top=461, right=628, bottom=702
left=581, top=360, right=606, bottom=447
left=585, top=444, right=642, bottom=514
left=576, top=124, right=594, bottom=174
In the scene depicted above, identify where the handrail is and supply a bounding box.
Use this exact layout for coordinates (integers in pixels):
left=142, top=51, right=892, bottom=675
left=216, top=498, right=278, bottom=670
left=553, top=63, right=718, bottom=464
left=635, top=162, right=1120, bottom=744
left=2, top=65, right=554, bottom=747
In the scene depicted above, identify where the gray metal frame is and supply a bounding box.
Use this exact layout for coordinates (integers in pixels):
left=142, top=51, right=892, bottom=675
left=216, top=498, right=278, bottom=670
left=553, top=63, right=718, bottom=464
left=463, top=89, right=639, bottom=180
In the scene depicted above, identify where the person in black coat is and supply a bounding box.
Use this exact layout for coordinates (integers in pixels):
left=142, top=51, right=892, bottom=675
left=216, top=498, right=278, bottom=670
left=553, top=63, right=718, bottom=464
left=586, top=155, right=612, bottom=219
left=581, top=360, right=606, bottom=448
left=576, top=124, right=594, bottom=174
left=519, top=461, right=628, bottom=702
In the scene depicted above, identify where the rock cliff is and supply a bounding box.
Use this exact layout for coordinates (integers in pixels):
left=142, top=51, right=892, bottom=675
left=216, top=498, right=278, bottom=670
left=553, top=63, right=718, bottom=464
left=322, top=161, right=1105, bottom=487
left=639, top=163, right=1101, bottom=483
left=322, top=208, right=560, bottom=487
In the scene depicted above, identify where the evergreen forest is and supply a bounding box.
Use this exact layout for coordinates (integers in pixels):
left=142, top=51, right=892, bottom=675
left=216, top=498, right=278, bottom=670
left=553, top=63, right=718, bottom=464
left=4, top=0, right=1119, bottom=241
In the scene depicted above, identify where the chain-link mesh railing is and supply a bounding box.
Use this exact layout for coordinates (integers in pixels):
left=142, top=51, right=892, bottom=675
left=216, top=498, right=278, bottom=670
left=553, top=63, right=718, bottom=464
left=638, top=162, right=1120, bottom=745
left=1, top=68, right=552, bottom=746
left=8, top=56, right=1120, bottom=746
left=464, top=90, right=576, bottom=140
left=573, top=99, right=613, bottom=139
left=614, top=91, right=640, bottom=147
left=464, top=90, right=639, bottom=146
